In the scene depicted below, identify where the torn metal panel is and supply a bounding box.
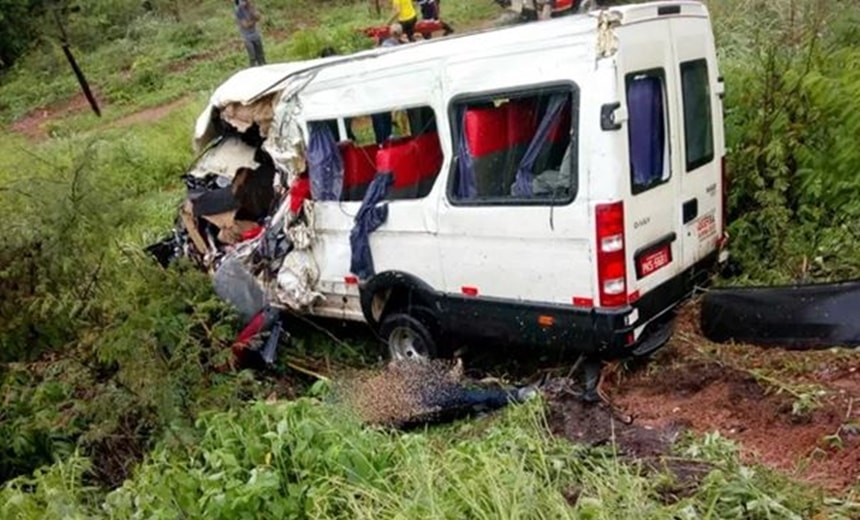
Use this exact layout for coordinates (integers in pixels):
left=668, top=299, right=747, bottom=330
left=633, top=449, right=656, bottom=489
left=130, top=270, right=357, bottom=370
left=595, top=9, right=621, bottom=58
left=273, top=200, right=325, bottom=310
left=220, top=93, right=277, bottom=137
left=274, top=249, right=324, bottom=310
left=214, top=256, right=266, bottom=321
left=265, top=95, right=308, bottom=187
left=187, top=136, right=258, bottom=182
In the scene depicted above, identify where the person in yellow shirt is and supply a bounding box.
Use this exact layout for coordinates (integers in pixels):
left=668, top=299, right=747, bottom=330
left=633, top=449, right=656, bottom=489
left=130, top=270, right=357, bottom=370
left=388, top=0, right=418, bottom=41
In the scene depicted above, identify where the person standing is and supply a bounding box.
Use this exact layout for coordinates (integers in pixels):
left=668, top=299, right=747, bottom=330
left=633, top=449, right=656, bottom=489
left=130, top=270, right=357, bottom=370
left=387, top=0, right=418, bottom=42
left=417, top=0, right=453, bottom=39
left=233, top=0, right=266, bottom=67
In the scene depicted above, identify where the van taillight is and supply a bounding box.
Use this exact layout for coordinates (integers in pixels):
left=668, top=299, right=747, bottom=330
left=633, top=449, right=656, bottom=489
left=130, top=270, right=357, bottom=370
left=596, top=201, right=627, bottom=307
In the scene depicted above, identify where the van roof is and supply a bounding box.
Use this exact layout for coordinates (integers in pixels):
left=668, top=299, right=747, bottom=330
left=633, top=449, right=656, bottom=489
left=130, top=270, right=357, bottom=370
left=612, top=1, right=709, bottom=25
left=288, top=1, right=709, bottom=90
left=194, top=1, right=710, bottom=147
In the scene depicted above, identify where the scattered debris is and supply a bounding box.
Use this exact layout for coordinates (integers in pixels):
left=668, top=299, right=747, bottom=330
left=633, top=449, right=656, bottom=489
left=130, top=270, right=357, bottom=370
left=334, top=359, right=536, bottom=428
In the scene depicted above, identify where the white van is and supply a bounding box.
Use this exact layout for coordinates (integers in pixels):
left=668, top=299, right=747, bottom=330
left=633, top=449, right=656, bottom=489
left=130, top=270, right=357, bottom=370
left=167, top=0, right=727, bottom=364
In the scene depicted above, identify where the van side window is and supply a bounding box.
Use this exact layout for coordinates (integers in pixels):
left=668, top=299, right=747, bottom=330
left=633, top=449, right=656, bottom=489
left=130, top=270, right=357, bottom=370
left=449, top=86, right=577, bottom=204
left=308, top=105, right=443, bottom=202
left=681, top=59, right=714, bottom=171
left=626, top=70, right=669, bottom=194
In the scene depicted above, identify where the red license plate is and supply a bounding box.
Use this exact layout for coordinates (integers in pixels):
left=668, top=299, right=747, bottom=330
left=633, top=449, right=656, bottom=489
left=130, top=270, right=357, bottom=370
left=637, top=244, right=672, bottom=278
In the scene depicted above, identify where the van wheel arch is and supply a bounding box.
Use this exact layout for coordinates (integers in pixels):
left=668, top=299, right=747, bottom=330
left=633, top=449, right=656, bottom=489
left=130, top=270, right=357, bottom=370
left=359, top=271, right=440, bottom=327
left=360, top=272, right=443, bottom=356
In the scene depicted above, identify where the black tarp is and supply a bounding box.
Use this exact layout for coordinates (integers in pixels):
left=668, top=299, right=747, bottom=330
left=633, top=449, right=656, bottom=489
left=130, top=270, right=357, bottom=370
left=700, top=281, right=860, bottom=348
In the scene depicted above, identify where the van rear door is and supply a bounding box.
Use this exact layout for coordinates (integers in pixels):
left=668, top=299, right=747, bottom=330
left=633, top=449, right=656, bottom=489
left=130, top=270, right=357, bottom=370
left=615, top=19, right=683, bottom=304
left=669, top=17, right=724, bottom=267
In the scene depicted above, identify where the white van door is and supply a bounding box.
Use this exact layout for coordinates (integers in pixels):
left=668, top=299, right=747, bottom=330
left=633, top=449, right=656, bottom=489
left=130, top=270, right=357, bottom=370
left=669, top=17, right=724, bottom=268
left=617, top=19, right=683, bottom=301
left=435, top=82, right=591, bottom=307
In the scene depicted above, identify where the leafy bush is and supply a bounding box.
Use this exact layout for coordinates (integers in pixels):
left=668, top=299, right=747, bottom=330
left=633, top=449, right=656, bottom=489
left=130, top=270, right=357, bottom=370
left=711, top=0, right=860, bottom=283
left=0, top=108, right=258, bottom=486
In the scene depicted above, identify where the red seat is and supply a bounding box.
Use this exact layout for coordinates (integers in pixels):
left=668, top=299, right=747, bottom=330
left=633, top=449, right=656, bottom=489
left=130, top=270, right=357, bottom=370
left=339, top=141, right=378, bottom=201
left=376, top=138, right=420, bottom=199
left=412, top=131, right=443, bottom=195
left=462, top=98, right=570, bottom=198
left=464, top=107, right=510, bottom=197
left=506, top=98, right=538, bottom=148
left=376, top=132, right=443, bottom=199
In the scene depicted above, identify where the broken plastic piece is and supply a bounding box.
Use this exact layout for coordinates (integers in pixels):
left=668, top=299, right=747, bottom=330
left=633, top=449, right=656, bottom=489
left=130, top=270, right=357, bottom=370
left=214, top=256, right=266, bottom=321
left=701, top=281, right=860, bottom=348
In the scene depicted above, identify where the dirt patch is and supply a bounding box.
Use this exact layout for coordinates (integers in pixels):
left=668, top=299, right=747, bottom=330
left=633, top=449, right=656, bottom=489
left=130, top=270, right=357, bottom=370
left=608, top=357, right=859, bottom=492
left=544, top=377, right=714, bottom=502
left=545, top=303, right=859, bottom=492
left=108, top=97, right=193, bottom=129
left=10, top=91, right=105, bottom=140
left=544, top=378, right=684, bottom=458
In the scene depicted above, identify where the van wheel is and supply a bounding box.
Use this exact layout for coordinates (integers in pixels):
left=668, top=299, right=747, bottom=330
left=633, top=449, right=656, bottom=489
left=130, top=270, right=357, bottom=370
left=380, top=311, right=438, bottom=362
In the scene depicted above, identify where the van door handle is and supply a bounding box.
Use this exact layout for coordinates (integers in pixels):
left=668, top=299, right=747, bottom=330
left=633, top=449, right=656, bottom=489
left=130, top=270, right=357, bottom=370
left=682, top=198, right=698, bottom=224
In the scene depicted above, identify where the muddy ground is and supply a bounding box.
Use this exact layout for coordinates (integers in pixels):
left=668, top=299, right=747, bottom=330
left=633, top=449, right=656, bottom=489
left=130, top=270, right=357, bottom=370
left=545, top=301, right=860, bottom=493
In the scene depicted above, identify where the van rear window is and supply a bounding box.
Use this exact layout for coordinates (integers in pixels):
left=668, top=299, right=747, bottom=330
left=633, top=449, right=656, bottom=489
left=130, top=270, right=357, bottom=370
left=448, top=86, right=578, bottom=205
left=681, top=59, right=714, bottom=171
left=626, top=70, right=669, bottom=194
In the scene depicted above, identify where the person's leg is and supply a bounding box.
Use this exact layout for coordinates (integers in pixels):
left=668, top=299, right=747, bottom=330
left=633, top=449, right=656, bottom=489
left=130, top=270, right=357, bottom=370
left=243, top=37, right=256, bottom=66
left=401, top=17, right=417, bottom=41
left=253, top=37, right=266, bottom=65
left=419, top=3, right=433, bottom=39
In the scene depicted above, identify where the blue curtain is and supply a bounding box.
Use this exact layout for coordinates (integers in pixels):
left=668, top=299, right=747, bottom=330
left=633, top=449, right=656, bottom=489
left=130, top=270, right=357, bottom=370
left=455, top=107, right=477, bottom=199
left=627, top=77, right=665, bottom=189
left=511, top=93, right=568, bottom=198
left=307, top=121, right=344, bottom=201
left=350, top=173, right=394, bottom=280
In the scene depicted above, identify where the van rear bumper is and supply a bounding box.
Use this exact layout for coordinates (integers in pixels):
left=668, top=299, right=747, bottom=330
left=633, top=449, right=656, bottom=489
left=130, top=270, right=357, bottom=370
left=595, top=249, right=719, bottom=357
left=438, top=250, right=718, bottom=358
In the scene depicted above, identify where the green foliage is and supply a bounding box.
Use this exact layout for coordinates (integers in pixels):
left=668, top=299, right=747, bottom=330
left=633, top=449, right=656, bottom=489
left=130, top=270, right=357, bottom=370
left=0, top=0, right=46, bottom=69
left=5, top=400, right=856, bottom=519
left=710, top=0, right=860, bottom=283
left=0, top=106, right=261, bottom=486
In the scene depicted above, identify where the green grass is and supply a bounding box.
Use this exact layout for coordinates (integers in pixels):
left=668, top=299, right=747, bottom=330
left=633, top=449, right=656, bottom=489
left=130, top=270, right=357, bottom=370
left=4, top=397, right=857, bottom=520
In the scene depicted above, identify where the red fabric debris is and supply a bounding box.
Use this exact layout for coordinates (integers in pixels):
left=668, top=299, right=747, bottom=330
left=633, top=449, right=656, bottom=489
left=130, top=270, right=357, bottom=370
left=241, top=225, right=264, bottom=241
left=289, top=176, right=311, bottom=214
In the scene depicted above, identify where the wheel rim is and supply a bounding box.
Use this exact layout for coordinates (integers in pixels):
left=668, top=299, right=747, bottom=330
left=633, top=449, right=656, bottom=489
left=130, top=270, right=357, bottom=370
left=388, top=326, right=429, bottom=362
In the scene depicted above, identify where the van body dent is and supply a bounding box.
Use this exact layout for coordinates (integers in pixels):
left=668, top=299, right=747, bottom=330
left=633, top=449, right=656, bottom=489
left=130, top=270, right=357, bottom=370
left=176, top=1, right=728, bottom=362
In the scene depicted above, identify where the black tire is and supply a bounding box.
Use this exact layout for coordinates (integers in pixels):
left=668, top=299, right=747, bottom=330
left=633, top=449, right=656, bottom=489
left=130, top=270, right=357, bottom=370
left=379, top=311, right=438, bottom=362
